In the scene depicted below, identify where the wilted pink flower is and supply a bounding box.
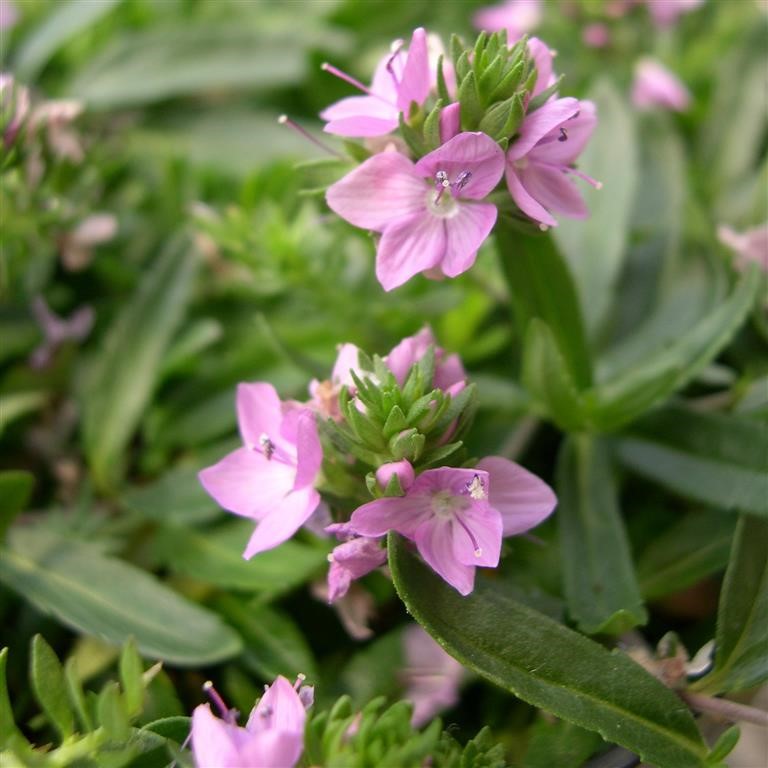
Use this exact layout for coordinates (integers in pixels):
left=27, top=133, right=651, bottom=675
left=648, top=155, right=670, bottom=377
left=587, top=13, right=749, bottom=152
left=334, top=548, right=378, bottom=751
left=327, top=132, right=505, bottom=290
left=473, top=0, right=542, bottom=39
left=718, top=224, right=768, bottom=273
left=59, top=212, right=118, bottom=271
left=645, top=0, right=704, bottom=27
left=29, top=296, right=94, bottom=369
left=582, top=23, right=611, bottom=48
left=192, top=677, right=310, bottom=768
left=199, top=383, right=322, bottom=558
left=631, top=58, right=690, bottom=112
left=321, top=28, right=430, bottom=137
left=29, top=99, right=84, bottom=162
left=326, top=536, right=388, bottom=603
left=506, top=98, right=599, bottom=229
left=402, top=625, right=464, bottom=727
left=349, top=458, right=556, bottom=595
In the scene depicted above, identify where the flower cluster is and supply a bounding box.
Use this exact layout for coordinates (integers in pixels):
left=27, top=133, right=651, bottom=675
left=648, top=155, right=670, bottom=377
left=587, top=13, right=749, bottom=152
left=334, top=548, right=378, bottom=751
left=320, top=29, right=598, bottom=290
left=199, top=328, right=556, bottom=597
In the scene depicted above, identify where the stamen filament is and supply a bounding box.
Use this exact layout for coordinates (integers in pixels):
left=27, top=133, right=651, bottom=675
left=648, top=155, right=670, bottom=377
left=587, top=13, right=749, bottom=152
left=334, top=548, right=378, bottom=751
left=321, top=62, right=372, bottom=95
left=456, top=516, right=483, bottom=557
left=277, top=115, right=344, bottom=158
left=203, top=681, right=236, bottom=723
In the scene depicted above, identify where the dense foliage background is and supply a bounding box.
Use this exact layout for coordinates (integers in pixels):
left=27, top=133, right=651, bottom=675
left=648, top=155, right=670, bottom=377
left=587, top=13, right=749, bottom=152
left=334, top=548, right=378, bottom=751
left=1, top=1, right=766, bottom=766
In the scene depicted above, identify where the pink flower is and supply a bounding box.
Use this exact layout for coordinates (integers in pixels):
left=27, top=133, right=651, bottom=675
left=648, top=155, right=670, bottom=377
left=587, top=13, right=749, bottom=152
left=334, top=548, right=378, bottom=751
left=29, top=296, right=94, bottom=369
left=0, top=0, right=18, bottom=31
left=631, top=58, right=690, bottom=112
left=199, top=383, right=322, bottom=558
left=386, top=327, right=465, bottom=391
left=645, top=0, right=704, bottom=27
left=718, top=224, right=768, bottom=273
left=191, top=677, right=310, bottom=768
left=321, top=28, right=430, bottom=138
left=348, top=458, right=556, bottom=595
left=326, top=536, right=388, bottom=603
left=527, top=37, right=558, bottom=99
left=582, top=23, right=611, bottom=48
left=376, top=460, right=416, bottom=491
left=473, top=0, right=542, bottom=39
left=402, top=625, right=464, bottom=727
left=506, top=98, right=599, bottom=229
left=326, top=132, right=505, bottom=290
left=308, top=342, right=361, bottom=420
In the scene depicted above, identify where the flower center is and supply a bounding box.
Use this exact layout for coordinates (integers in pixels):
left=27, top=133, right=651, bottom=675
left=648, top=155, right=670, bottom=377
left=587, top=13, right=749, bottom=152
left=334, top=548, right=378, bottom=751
left=430, top=490, right=468, bottom=518
left=426, top=169, right=473, bottom=218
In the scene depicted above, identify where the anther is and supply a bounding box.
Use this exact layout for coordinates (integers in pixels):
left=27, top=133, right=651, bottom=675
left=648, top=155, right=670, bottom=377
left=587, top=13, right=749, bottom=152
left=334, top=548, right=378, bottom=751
left=454, top=170, right=472, bottom=191
left=465, top=474, right=487, bottom=501
left=259, top=433, right=275, bottom=460
left=558, top=127, right=568, bottom=142
left=435, top=170, right=450, bottom=188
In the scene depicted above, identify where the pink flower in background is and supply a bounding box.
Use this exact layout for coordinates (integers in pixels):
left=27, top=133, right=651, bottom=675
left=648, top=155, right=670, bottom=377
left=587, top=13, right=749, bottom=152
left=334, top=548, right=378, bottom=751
left=473, top=0, right=542, bottom=39
left=59, top=212, right=118, bottom=271
left=582, top=23, right=611, bottom=48
left=192, top=677, right=310, bottom=768
left=199, top=383, right=322, bottom=558
left=645, top=0, right=704, bottom=27
left=402, top=625, right=464, bottom=727
left=326, top=132, right=505, bottom=290
left=506, top=98, right=599, bottom=229
left=321, top=28, right=430, bottom=137
left=718, top=224, right=768, bottom=273
left=326, top=536, right=388, bottom=603
left=631, top=58, right=690, bottom=112
left=29, top=296, right=94, bottom=369
left=349, top=459, right=556, bottom=595
left=0, top=0, right=18, bottom=30
left=386, top=327, right=466, bottom=391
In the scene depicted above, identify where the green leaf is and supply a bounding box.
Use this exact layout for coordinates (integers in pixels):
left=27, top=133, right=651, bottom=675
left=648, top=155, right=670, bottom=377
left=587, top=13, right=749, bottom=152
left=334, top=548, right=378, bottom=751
left=524, top=717, right=603, bottom=768
left=638, top=511, right=735, bottom=601
left=616, top=405, right=768, bottom=516
left=0, top=527, right=242, bottom=666
left=388, top=534, right=708, bottom=768
left=31, top=635, right=75, bottom=742
left=98, top=682, right=130, bottom=741
left=0, top=392, right=47, bottom=438
left=553, top=78, right=638, bottom=338
left=1, top=648, right=23, bottom=750
left=154, top=520, right=328, bottom=595
left=0, top=471, right=34, bottom=542
left=590, top=266, right=761, bottom=430
left=13, top=0, right=123, bottom=81
left=119, top=639, right=144, bottom=718
left=521, top=320, right=587, bottom=432
left=216, top=596, right=317, bottom=682
left=80, top=235, right=198, bottom=491
left=694, top=516, right=768, bottom=694
left=556, top=436, right=647, bottom=635
left=496, top=224, right=592, bottom=389
left=64, top=657, right=93, bottom=732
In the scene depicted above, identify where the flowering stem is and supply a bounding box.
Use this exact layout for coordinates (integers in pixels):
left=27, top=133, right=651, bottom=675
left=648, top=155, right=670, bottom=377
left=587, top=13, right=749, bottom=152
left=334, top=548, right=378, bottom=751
left=679, top=690, right=768, bottom=727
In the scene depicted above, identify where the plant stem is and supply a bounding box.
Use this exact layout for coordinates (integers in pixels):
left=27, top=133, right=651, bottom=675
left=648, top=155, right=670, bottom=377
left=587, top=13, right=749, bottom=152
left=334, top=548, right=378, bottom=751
left=679, top=690, right=768, bottom=727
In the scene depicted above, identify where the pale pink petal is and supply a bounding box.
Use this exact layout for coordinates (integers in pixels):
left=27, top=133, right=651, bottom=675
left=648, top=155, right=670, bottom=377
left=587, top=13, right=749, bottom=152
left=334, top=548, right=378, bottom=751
left=327, top=537, right=387, bottom=602
left=529, top=100, right=597, bottom=165
left=198, top=448, right=295, bottom=520
left=248, top=677, right=306, bottom=734
left=646, top=0, right=703, bottom=27
left=320, top=94, right=397, bottom=123
left=386, top=328, right=436, bottom=385
left=293, top=410, right=322, bottom=491
left=397, top=27, right=431, bottom=111
left=326, top=152, right=426, bottom=232
left=331, top=343, right=362, bottom=386
left=415, top=132, right=506, bottom=200
left=191, top=706, right=240, bottom=768
left=323, top=114, right=400, bottom=138
left=452, top=505, right=503, bottom=567
left=415, top=517, right=476, bottom=596
left=527, top=37, right=556, bottom=97
left=434, top=353, right=466, bottom=390
left=376, top=459, right=416, bottom=491
left=505, top=165, right=558, bottom=228
left=439, top=101, right=461, bottom=143
left=473, top=0, right=542, bottom=37
left=376, top=212, right=445, bottom=291
left=440, top=202, right=497, bottom=277
left=631, top=58, right=690, bottom=112
left=236, top=382, right=283, bottom=448
left=477, top=455, right=557, bottom=536
left=518, top=163, right=588, bottom=219
left=239, top=731, right=304, bottom=768
left=370, top=52, right=403, bottom=105
left=350, top=495, right=432, bottom=538
left=243, top=486, right=320, bottom=557
left=506, top=97, right=580, bottom=161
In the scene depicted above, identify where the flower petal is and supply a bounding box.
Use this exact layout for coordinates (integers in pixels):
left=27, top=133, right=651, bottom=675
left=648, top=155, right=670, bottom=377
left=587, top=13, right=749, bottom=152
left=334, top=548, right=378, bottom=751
left=243, top=486, right=320, bottom=557
left=191, top=705, right=240, bottom=768
left=386, top=327, right=436, bottom=385
left=326, top=151, right=425, bottom=232
left=414, top=517, right=476, bottom=596
left=529, top=100, right=597, bottom=165
left=477, top=455, right=557, bottom=536
left=331, top=343, right=362, bottom=386
left=528, top=36, right=556, bottom=98
left=239, top=731, right=304, bottom=768
left=439, top=102, right=461, bottom=143
left=397, top=27, right=431, bottom=111
left=248, top=676, right=306, bottom=734
left=375, top=211, right=445, bottom=291
left=293, top=409, right=322, bottom=491
left=440, top=202, right=497, bottom=277
left=415, top=132, right=505, bottom=200
left=518, top=163, right=588, bottom=219
left=198, top=447, right=295, bottom=520
left=350, top=495, right=432, bottom=539
left=505, top=164, right=558, bottom=227
left=453, top=504, right=502, bottom=567
left=236, top=382, right=283, bottom=449
left=506, top=97, right=580, bottom=161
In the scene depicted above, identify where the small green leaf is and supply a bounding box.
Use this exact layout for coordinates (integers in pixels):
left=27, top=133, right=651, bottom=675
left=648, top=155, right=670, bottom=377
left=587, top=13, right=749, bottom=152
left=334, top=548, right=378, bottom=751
left=31, top=635, right=75, bottom=742
left=458, top=71, right=483, bottom=131
left=422, top=99, right=444, bottom=151
left=389, top=534, right=708, bottom=768
left=557, top=436, right=647, bottom=634
left=0, top=471, right=34, bottom=542
left=694, top=516, right=768, bottom=694
left=617, top=405, right=768, bottom=516
left=706, top=726, right=740, bottom=764
left=1, top=648, right=23, bottom=749
left=97, top=682, right=130, bottom=741
left=64, top=657, right=93, bottom=733
left=141, top=716, right=191, bottom=744
left=119, top=639, right=144, bottom=718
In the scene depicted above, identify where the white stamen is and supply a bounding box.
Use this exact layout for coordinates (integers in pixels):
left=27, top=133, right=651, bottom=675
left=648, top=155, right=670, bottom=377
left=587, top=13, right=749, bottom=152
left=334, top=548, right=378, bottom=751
left=466, top=474, right=487, bottom=500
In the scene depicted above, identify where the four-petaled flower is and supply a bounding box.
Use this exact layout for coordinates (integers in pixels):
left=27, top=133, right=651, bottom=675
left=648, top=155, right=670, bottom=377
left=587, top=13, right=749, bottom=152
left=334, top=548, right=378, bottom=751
left=326, top=132, right=505, bottom=290
left=199, top=382, right=322, bottom=558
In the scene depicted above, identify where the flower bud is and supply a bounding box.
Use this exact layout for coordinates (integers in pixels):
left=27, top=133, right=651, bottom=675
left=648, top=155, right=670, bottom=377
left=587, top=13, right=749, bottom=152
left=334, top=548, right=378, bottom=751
left=376, top=460, right=415, bottom=492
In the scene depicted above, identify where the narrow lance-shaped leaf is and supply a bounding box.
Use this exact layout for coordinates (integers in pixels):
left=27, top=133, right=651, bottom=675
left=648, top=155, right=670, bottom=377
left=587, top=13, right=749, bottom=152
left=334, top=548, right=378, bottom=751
left=31, top=635, right=75, bottom=742
left=1, top=648, right=24, bottom=750
left=557, top=436, right=647, bottom=635
left=119, top=639, right=144, bottom=718
left=388, top=533, right=709, bottom=768
left=693, top=516, right=768, bottom=694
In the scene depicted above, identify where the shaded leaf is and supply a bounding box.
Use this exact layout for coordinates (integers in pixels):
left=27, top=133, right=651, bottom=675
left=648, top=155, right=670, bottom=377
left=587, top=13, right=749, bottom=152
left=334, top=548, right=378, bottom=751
left=31, top=635, right=74, bottom=742
left=0, top=471, right=34, bottom=542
